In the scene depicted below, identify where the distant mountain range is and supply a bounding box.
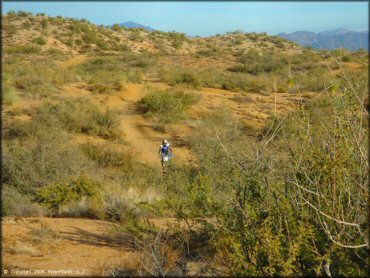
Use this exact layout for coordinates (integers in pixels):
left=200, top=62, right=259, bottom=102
left=277, top=28, right=368, bottom=51
left=111, top=22, right=368, bottom=51
left=114, top=21, right=154, bottom=31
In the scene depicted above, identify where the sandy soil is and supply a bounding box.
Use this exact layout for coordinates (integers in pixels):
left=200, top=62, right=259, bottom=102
left=2, top=217, right=140, bottom=276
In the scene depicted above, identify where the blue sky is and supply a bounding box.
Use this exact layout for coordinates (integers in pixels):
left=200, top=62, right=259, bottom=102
left=2, top=1, right=368, bottom=36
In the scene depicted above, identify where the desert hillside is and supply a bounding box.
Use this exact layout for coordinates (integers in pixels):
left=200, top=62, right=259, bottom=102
left=2, top=11, right=369, bottom=276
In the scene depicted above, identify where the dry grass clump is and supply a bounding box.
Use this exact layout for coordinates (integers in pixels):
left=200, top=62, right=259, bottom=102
left=8, top=244, right=40, bottom=256
left=60, top=183, right=162, bottom=221
left=29, top=223, right=59, bottom=243
left=100, top=184, right=162, bottom=221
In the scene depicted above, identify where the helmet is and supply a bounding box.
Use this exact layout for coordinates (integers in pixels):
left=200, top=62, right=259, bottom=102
left=163, top=139, right=168, bottom=144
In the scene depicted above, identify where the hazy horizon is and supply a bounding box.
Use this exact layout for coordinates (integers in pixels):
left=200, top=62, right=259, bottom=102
left=2, top=1, right=369, bottom=36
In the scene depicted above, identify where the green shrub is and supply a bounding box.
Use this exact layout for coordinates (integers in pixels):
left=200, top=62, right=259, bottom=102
left=234, top=49, right=288, bottom=74
left=5, top=45, right=42, bottom=54
left=46, top=47, right=64, bottom=56
left=195, top=69, right=225, bottom=88
left=229, top=56, right=286, bottom=75
left=10, top=62, right=76, bottom=98
left=35, top=174, right=99, bottom=214
left=166, top=31, right=187, bottom=50
left=141, top=89, right=198, bottom=114
left=2, top=130, right=96, bottom=195
left=13, top=66, right=56, bottom=97
left=3, top=22, right=17, bottom=35
left=2, top=186, right=49, bottom=216
left=88, top=70, right=125, bottom=94
left=76, top=56, right=144, bottom=89
left=35, top=100, right=122, bottom=139
left=81, top=143, right=132, bottom=169
left=41, top=18, right=48, bottom=28
left=130, top=53, right=157, bottom=68
left=4, top=119, right=36, bottom=139
left=17, top=11, right=31, bottom=17
left=221, top=73, right=268, bottom=93
left=2, top=73, right=17, bottom=105
left=32, top=36, right=46, bottom=45
left=140, top=89, right=199, bottom=129
left=82, top=30, right=99, bottom=44
left=161, top=68, right=200, bottom=88
left=341, top=55, right=352, bottom=62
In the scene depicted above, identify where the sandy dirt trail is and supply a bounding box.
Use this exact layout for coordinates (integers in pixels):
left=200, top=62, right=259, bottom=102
left=57, top=55, right=191, bottom=167
left=91, top=83, right=192, bottom=167
left=58, top=55, right=88, bottom=68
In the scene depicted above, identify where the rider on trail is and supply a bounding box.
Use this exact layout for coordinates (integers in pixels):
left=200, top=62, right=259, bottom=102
left=158, top=139, right=173, bottom=167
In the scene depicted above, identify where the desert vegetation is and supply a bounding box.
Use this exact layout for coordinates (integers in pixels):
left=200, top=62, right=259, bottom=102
left=2, top=11, right=369, bottom=276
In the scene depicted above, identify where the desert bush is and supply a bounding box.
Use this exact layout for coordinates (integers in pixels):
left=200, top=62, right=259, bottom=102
left=81, top=142, right=132, bottom=169
left=2, top=186, right=49, bottom=216
left=140, top=89, right=199, bottom=129
left=166, top=31, right=187, bottom=49
left=130, top=52, right=158, bottom=68
left=32, top=36, right=46, bottom=45
left=293, top=69, right=329, bottom=92
left=5, top=60, right=77, bottom=98
left=2, top=73, right=17, bottom=105
left=221, top=73, right=268, bottom=93
left=46, top=47, right=64, bottom=56
left=12, top=65, right=56, bottom=97
left=341, top=55, right=352, bottom=62
left=41, top=18, right=48, bottom=28
left=82, top=29, right=99, bottom=44
left=17, top=10, right=31, bottom=17
left=195, top=69, right=225, bottom=88
left=2, top=129, right=96, bottom=195
left=229, top=50, right=287, bottom=75
left=168, top=69, right=368, bottom=276
left=76, top=55, right=145, bottom=89
left=99, top=184, right=162, bottom=221
left=129, top=30, right=143, bottom=42
left=2, top=22, right=17, bottom=35
left=5, top=45, right=42, bottom=54
left=35, top=100, right=121, bottom=139
left=88, top=70, right=125, bottom=93
left=161, top=68, right=200, bottom=88
left=35, top=174, right=99, bottom=214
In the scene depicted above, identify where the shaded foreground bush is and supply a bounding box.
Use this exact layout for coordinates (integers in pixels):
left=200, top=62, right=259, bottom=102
left=166, top=73, right=368, bottom=276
